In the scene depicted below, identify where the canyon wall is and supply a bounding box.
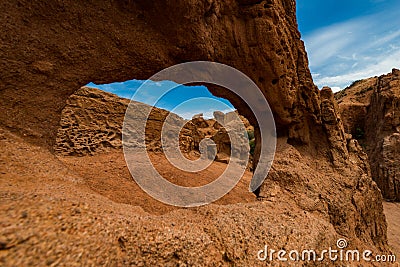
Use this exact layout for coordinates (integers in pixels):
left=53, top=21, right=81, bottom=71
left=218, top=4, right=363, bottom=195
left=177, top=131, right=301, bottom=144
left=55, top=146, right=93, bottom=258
left=337, top=69, right=400, bottom=201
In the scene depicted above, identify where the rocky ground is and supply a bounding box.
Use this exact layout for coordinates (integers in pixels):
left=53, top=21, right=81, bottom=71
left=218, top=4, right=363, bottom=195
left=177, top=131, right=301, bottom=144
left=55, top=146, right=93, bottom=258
left=1, top=125, right=399, bottom=266
left=384, top=202, right=400, bottom=258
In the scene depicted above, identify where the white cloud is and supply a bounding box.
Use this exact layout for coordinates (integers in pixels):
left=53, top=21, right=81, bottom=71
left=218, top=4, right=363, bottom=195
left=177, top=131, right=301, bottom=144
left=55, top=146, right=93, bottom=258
left=303, top=5, right=400, bottom=90
left=313, top=49, right=400, bottom=90
left=305, top=18, right=368, bottom=68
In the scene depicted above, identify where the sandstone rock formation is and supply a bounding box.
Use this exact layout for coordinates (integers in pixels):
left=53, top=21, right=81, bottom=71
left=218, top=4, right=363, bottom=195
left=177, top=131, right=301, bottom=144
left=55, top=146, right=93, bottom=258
left=335, top=77, right=377, bottom=134
left=211, top=113, right=252, bottom=163
left=0, top=0, right=393, bottom=265
left=320, top=87, right=349, bottom=166
left=0, top=0, right=319, bottom=150
left=55, top=86, right=251, bottom=161
left=336, top=69, right=400, bottom=201
left=258, top=87, right=390, bottom=258
left=0, top=0, right=321, bottom=201
left=50, top=85, right=393, bottom=265
left=55, top=87, right=128, bottom=155
left=55, top=87, right=204, bottom=155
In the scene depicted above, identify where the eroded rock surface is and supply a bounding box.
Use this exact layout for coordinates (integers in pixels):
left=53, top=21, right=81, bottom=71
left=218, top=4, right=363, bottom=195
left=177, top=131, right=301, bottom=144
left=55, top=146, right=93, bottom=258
left=55, top=87, right=183, bottom=155
left=258, top=87, right=390, bottom=260
left=336, top=69, right=400, bottom=201
left=0, top=0, right=319, bottom=148
left=0, top=0, right=392, bottom=265
left=320, top=87, right=349, bottom=166
left=55, top=87, right=251, bottom=160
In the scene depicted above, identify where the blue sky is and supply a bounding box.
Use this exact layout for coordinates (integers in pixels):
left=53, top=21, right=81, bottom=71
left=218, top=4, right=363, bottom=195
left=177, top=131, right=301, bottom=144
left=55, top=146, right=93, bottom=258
left=87, top=81, right=235, bottom=119
left=88, top=1, right=400, bottom=117
left=298, top=0, right=400, bottom=91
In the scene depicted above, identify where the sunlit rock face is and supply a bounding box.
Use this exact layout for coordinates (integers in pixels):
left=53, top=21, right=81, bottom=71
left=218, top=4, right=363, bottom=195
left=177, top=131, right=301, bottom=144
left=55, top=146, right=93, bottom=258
left=366, top=70, right=400, bottom=201
left=337, top=69, right=400, bottom=201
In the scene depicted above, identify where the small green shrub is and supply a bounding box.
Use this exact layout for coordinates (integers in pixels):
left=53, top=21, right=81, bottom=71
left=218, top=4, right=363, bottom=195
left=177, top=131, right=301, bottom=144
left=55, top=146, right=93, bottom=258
left=249, top=138, right=255, bottom=156
left=246, top=129, right=256, bottom=155
left=246, top=129, right=255, bottom=140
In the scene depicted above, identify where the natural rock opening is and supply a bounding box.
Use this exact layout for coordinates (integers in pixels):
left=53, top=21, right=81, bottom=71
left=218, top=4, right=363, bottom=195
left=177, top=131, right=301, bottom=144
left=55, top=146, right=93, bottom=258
left=54, top=85, right=258, bottom=212
left=0, top=0, right=319, bottom=152
left=0, top=0, right=321, bottom=203
left=0, top=0, right=393, bottom=263
left=54, top=81, right=255, bottom=163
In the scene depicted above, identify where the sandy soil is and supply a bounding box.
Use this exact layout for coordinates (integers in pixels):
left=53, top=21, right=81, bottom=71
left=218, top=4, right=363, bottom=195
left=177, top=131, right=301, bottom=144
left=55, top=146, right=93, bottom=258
left=384, top=202, right=400, bottom=258
left=59, top=152, right=256, bottom=215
